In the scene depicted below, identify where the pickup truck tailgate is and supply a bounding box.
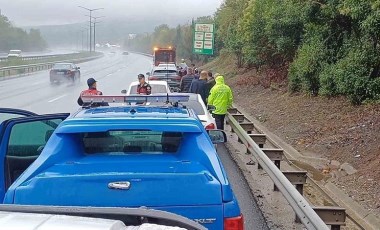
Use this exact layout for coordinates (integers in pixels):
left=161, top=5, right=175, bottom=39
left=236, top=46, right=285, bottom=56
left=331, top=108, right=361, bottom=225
left=11, top=160, right=224, bottom=229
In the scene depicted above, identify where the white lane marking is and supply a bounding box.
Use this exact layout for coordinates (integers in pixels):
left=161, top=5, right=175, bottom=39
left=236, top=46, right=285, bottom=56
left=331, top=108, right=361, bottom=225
left=106, top=73, right=113, bottom=77
left=48, top=94, right=67, bottom=103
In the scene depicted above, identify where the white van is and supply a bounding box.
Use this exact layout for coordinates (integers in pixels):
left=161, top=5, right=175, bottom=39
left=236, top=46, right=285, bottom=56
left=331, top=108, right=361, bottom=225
left=7, top=50, right=22, bottom=58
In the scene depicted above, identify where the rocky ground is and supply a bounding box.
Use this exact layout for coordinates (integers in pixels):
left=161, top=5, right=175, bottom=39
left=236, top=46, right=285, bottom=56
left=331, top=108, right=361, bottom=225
left=224, top=72, right=380, bottom=215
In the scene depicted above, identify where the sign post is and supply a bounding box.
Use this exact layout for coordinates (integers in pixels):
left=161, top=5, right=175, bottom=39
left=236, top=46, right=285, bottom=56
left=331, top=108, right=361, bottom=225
left=193, top=23, right=214, bottom=55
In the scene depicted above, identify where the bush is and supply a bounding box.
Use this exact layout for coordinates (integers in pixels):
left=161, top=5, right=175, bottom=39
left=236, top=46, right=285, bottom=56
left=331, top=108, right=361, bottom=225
left=288, top=36, right=327, bottom=96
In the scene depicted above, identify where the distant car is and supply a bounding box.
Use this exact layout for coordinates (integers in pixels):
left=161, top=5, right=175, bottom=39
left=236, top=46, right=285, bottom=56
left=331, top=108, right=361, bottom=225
left=7, top=50, right=22, bottom=58
left=125, top=81, right=171, bottom=95
left=148, top=66, right=181, bottom=90
left=50, top=63, right=80, bottom=84
left=122, top=51, right=129, bottom=55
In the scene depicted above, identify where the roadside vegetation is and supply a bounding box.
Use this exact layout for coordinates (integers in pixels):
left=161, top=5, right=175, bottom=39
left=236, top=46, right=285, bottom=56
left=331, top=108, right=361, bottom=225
left=216, top=0, right=380, bottom=105
left=128, top=0, right=380, bottom=105
left=0, top=14, right=47, bottom=52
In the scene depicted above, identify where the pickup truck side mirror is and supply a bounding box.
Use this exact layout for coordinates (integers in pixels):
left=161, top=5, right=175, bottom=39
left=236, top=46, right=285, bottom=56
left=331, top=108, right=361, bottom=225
left=121, top=89, right=127, bottom=94
left=77, top=67, right=80, bottom=70
left=207, top=130, right=227, bottom=144
left=207, top=105, right=216, bottom=112
left=146, top=72, right=150, bottom=76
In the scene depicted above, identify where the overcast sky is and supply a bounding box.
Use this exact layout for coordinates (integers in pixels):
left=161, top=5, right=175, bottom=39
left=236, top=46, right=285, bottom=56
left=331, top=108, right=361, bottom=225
left=0, top=0, right=223, bottom=26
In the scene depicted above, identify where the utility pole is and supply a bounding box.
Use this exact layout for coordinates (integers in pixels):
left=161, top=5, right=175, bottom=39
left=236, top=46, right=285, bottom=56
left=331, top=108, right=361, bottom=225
left=78, top=6, right=104, bottom=52
left=86, top=15, right=105, bottom=52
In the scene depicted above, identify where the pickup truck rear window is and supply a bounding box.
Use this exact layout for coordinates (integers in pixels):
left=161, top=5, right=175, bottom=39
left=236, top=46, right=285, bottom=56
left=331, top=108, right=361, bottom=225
left=82, top=131, right=182, bottom=154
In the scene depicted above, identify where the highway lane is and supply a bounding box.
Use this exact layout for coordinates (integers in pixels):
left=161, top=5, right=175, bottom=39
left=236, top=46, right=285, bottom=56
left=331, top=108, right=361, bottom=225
left=0, top=52, right=268, bottom=229
left=0, top=52, right=152, bottom=114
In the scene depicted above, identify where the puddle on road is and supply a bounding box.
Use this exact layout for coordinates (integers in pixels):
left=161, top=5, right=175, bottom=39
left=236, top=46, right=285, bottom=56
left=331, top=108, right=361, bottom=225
left=291, top=160, right=327, bottom=182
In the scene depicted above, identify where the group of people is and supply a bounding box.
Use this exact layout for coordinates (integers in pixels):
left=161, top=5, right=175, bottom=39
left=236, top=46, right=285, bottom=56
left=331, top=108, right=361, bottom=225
left=179, top=67, right=233, bottom=130
left=78, top=65, right=233, bottom=130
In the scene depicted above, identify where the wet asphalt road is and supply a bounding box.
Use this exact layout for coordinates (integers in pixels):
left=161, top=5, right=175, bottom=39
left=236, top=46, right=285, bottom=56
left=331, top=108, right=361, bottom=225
left=0, top=52, right=268, bottom=229
left=217, top=144, right=268, bottom=230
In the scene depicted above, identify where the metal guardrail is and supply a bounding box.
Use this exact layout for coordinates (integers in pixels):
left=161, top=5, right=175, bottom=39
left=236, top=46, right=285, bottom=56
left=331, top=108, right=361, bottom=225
left=226, top=108, right=346, bottom=230
left=0, top=53, right=79, bottom=63
left=0, top=54, right=104, bottom=78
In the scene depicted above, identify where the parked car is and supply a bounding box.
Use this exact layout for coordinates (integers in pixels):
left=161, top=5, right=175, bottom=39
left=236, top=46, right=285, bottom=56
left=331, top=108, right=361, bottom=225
left=50, top=63, right=80, bottom=84
left=123, top=81, right=171, bottom=95
left=147, top=65, right=181, bottom=91
left=0, top=205, right=205, bottom=230
left=0, top=96, right=243, bottom=230
left=7, top=50, right=22, bottom=58
left=150, top=93, right=216, bottom=130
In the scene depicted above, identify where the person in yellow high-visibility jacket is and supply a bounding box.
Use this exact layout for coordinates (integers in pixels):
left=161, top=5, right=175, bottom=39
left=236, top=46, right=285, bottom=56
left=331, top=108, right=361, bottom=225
left=207, top=75, right=233, bottom=130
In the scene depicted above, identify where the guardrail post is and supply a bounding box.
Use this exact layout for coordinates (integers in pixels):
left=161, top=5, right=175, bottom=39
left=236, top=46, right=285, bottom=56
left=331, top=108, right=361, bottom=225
left=232, top=114, right=245, bottom=123
left=249, top=134, right=266, bottom=148
left=227, top=108, right=238, bottom=114
left=283, top=171, right=308, bottom=223
left=260, top=149, right=284, bottom=191
left=240, top=122, right=254, bottom=134
left=313, top=207, right=346, bottom=230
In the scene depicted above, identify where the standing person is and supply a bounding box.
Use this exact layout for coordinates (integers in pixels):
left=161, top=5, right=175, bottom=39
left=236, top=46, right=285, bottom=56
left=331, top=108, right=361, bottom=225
left=137, top=74, right=151, bottom=95
left=208, top=75, right=233, bottom=130
left=205, top=71, right=216, bottom=99
left=189, top=71, right=208, bottom=103
left=77, top=78, right=104, bottom=106
left=179, top=67, right=195, bottom=93
left=194, top=68, right=200, bottom=79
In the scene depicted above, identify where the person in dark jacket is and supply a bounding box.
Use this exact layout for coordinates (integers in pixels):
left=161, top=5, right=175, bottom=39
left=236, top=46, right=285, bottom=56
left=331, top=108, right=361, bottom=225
left=180, top=67, right=195, bottom=93
left=189, top=71, right=208, bottom=104
left=205, top=71, right=216, bottom=99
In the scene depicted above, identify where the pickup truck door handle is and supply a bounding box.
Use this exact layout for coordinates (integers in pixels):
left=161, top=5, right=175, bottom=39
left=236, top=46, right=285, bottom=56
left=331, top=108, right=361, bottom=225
left=108, top=181, right=131, bottom=190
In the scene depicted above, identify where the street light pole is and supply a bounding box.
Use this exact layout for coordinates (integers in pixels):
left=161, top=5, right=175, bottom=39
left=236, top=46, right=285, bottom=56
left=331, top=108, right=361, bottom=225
left=78, top=6, right=104, bottom=52
left=89, top=16, right=104, bottom=52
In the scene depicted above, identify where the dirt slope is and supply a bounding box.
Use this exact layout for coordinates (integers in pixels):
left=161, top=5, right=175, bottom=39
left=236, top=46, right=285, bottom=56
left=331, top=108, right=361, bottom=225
left=224, top=72, right=380, bottom=214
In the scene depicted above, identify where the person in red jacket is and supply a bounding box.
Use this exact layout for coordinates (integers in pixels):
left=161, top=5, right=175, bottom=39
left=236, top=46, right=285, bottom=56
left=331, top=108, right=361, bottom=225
left=137, top=74, right=152, bottom=95
left=77, top=78, right=104, bottom=106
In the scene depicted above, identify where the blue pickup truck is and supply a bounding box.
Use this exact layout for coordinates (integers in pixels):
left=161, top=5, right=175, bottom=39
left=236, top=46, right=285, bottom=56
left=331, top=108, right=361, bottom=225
left=0, top=96, right=243, bottom=230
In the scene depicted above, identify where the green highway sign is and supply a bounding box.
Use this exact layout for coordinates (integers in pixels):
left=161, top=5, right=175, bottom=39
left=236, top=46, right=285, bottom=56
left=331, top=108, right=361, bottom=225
left=193, top=23, right=214, bottom=55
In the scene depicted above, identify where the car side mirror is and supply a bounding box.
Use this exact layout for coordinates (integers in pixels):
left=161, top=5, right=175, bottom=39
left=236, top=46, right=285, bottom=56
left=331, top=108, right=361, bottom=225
left=146, top=72, right=150, bottom=76
left=121, top=89, right=127, bottom=94
left=207, top=105, right=216, bottom=112
left=207, top=130, right=227, bottom=144
left=77, top=67, right=80, bottom=69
